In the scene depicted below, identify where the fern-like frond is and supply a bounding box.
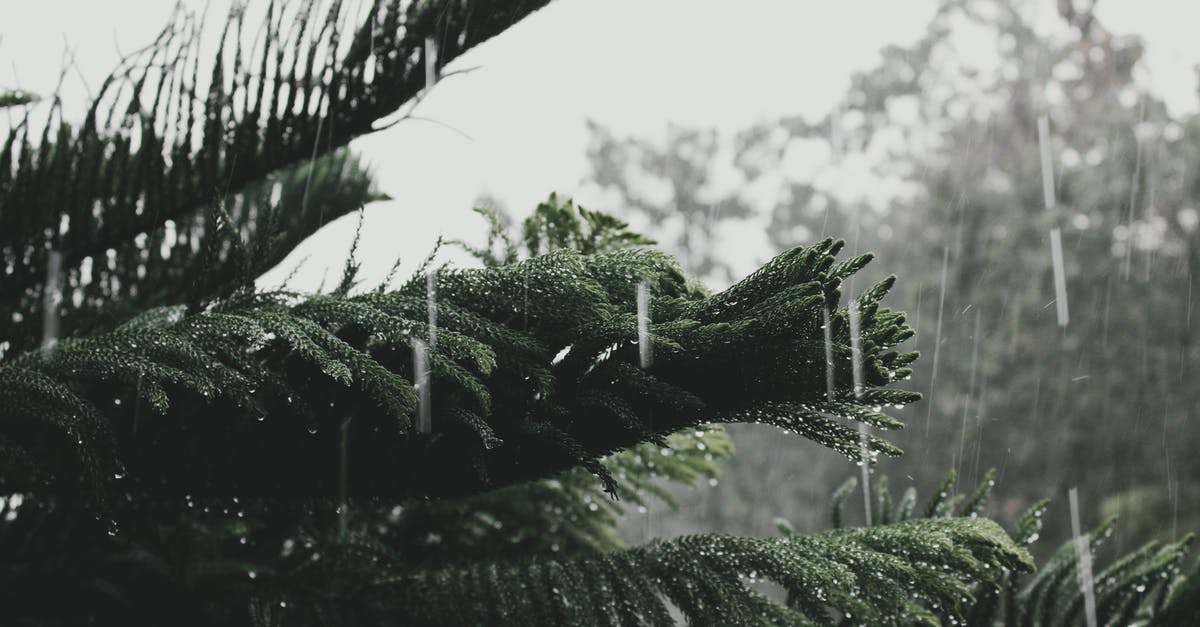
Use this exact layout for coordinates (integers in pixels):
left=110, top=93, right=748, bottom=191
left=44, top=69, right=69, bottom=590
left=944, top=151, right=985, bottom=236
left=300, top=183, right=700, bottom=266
left=368, top=518, right=1031, bottom=626
left=0, top=0, right=551, bottom=355
left=820, top=468, right=1200, bottom=626
left=1, top=221, right=918, bottom=502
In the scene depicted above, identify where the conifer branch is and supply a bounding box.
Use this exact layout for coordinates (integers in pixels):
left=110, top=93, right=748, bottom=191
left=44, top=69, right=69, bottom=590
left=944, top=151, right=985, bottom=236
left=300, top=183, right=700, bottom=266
left=813, top=468, right=1200, bottom=626
left=0, top=209, right=919, bottom=501
left=0, top=0, right=551, bottom=354
left=373, top=518, right=1032, bottom=625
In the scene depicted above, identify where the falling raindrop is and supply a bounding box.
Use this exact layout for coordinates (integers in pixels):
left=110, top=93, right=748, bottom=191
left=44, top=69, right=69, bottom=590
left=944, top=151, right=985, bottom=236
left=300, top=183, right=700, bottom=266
left=924, top=245, right=949, bottom=438
left=956, top=309, right=981, bottom=490
left=637, top=281, right=652, bottom=369
left=522, top=264, right=530, bottom=330
left=1037, top=115, right=1069, bottom=327
left=42, top=250, right=63, bottom=350
left=413, top=338, right=431, bottom=433
left=132, top=372, right=144, bottom=434
left=848, top=301, right=872, bottom=526
left=1048, top=228, right=1069, bottom=326
left=1123, top=96, right=1146, bottom=279
left=427, top=271, right=438, bottom=350
left=1069, top=487, right=1098, bottom=627
left=339, top=416, right=351, bottom=536
left=1037, top=116, right=1057, bottom=216
left=424, top=37, right=438, bottom=91
left=822, top=306, right=836, bottom=402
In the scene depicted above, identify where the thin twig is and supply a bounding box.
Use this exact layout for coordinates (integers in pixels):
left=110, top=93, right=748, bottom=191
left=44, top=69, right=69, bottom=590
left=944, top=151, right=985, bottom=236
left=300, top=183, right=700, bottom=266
left=368, top=65, right=480, bottom=135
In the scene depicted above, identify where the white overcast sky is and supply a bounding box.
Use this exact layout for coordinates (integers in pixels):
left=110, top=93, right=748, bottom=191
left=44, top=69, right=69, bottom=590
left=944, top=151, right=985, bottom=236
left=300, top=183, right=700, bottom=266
left=2, top=0, right=1198, bottom=290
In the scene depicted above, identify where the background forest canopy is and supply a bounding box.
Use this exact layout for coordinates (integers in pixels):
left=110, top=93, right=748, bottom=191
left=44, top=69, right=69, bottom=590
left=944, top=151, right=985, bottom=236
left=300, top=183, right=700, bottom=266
left=567, top=0, right=1200, bottom=557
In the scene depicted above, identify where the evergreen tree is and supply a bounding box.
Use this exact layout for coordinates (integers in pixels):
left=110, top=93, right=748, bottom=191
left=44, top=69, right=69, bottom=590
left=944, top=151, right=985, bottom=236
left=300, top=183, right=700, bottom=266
left=0, top=2, right=1038, bottom=624
left=801, top=469, right=1200, bottom=626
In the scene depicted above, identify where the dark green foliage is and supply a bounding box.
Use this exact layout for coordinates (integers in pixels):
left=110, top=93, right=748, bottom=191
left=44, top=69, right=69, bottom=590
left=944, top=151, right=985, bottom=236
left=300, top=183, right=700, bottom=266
left=388, top=517, right=1030, bottom=626
left=1159, top=561, right=1200, bottom=626
left=51, top=148, right=383, bottom=357
left=0, top=428, right=733, bottom=626
left=0, top=193, right=922, bottom=502
left=0, top=89, right=38, bottom=108
left=454, top=193, right=658, bottom=265
left=0, top=0, right=552, bottom=355
left=388, top=427, right=734, bottom=564
left=0, top=3, right=1056, bottom=624
left=0, top=484, right=1031, bottom=626
left=829, top=476, right=858, bottom=529
left=816, top=470, right=1200, bottom=625
left=0, top=193, right=1039, bottom=625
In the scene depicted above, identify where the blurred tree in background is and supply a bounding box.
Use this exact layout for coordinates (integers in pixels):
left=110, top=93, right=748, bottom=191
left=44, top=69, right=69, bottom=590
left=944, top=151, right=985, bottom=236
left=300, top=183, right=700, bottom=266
left=586, top=122, right=756, bottom=285
left=585, top=0, right=1200, bottom=555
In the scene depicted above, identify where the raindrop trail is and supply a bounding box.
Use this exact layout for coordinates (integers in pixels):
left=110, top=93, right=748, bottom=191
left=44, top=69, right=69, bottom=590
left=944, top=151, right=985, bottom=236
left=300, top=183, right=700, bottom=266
left=42, top=250, right=63, bottom=350
left=1188, top=277, right=1194, bottom=330
left=339, top=416, right=351, bottom=536
left=848, top=301, right=872, bottom=526
left=1163, top=405, right=1174, bottom=541
left=1172, top=479, right=1180, bottom=542
left=424, top=37, right=439, bottom=90
left=1050, top=228, right=1069, bottom=326
left=637, top=281, right=652, bottom=369
left=1069, top=487, right=1099, bottom=627
left=133, top=372, right=144, bottom=434
left=427, top=271, right=438, bottom=350
left=1102, top=274, right=1113, bottom=349
left=302, top=114, right=327, bottom=225
left=924, top=245, right=949, bottom=439
left=413, top=338, right=431, bottom=434
left=823, top=306, right=837, bottom=403
left=1123, top=97, right=1146, bottom=280
left=956, top=308, right=981, bottom=493
left=971, top=368, right=989, bottom=484
left=1037, top=115, right=1056, bottom=216
left=1037, top=114, right=1069, bottom=327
